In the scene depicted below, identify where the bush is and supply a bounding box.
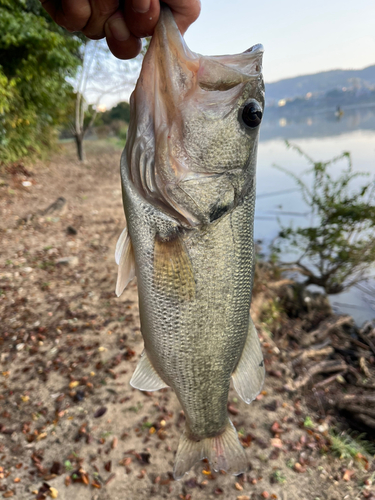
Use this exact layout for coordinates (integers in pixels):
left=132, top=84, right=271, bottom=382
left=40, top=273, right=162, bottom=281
left=272, top=142, right=375, bottom=294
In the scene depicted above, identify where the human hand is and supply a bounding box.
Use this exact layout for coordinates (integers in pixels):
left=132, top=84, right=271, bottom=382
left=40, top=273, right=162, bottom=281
left=40, top=0, right=201, bottom=59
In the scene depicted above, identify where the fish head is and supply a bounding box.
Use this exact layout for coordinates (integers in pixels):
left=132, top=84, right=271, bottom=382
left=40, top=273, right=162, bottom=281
left=125, top=5, right=264, bottom=226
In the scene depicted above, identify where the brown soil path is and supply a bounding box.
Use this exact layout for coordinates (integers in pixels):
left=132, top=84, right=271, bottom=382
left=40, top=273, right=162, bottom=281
left=0, top=142, right=373, bottom=500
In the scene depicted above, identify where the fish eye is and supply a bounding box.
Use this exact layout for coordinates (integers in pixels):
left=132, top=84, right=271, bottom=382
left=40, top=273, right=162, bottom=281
left=241, top=101, right=263, bottom=128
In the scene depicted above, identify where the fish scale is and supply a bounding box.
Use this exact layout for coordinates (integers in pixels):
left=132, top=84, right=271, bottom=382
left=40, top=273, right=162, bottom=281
left=116, top=5, right=265, bottom=479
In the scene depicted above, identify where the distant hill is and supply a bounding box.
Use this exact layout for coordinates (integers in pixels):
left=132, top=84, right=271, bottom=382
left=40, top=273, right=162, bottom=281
left=265, top=65, right=375, bottom=101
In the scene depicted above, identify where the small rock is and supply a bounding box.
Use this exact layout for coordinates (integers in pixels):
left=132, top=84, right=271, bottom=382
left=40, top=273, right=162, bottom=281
left=56, top=257, right=79, bottom=267
left=56, top=258, right=70, bottom=266
left=66, top=226, right=77, bottom=235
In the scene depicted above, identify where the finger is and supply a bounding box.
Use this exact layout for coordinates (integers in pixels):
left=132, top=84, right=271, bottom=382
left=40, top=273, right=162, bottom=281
left=40, top=0, right=59, bottom=23
left=58, top=0, right=92, bottom=31
left=105, top=11, right=143, bottom=59
left=82, top=0, right=119, bottom=39
left=123, top=0, right=160, bottom=39
left=165, top=0, right=201, bottom=34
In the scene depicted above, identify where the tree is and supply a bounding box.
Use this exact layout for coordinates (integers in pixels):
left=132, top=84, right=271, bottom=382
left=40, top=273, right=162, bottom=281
left=69, top=39, right=141, bottom=161
left=101, top=101, right=131, bottom=125
left=272, top=142, right=375, bottom=294
left=0, top=0, right=82, bottom=166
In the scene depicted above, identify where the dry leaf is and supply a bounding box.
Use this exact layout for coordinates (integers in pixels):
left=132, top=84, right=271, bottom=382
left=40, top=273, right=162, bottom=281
left=343, top=469, right=354, bottom=481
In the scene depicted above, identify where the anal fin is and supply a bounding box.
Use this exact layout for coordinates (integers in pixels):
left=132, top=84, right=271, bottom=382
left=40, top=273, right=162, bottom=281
left=115, top=226, right=136, bottom=297
left=130, top=350, right=169, bottom=391
left=232, top=316, right=265, bottom=404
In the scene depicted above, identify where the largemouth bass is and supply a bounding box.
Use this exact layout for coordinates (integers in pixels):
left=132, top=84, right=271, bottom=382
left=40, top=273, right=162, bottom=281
left=116, top=5, right=265, bottom=479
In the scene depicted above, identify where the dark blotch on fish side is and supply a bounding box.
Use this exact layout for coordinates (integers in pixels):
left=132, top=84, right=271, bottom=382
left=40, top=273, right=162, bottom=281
left=209, top=202, right=232, bottom=223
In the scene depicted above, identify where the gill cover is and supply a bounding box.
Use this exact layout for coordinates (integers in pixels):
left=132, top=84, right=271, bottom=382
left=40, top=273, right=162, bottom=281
left=125, top=5, right=264, bottom=227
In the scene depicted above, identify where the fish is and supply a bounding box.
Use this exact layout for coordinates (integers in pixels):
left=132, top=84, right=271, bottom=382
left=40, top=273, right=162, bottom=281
left=115, top=4, right=265, bottom=479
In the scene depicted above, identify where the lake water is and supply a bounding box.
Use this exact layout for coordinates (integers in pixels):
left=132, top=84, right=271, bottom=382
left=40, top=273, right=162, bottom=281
left=255, top=106, right=375, bottom=326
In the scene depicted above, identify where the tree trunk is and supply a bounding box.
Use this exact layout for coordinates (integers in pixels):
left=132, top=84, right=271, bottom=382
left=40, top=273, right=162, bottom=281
left=75, top=134, right=85, bottom=162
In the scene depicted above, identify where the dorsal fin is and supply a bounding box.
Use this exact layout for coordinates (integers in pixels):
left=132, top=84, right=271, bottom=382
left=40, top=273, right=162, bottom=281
left=115, top=227, right=136, bottom=297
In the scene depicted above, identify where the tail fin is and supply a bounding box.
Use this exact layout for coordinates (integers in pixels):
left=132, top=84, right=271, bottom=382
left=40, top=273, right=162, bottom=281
left=173, top=420, right=246, bottom=480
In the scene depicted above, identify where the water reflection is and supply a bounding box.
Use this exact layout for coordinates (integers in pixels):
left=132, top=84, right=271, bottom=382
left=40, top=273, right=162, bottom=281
left=260, top=103, right=375, bottom=141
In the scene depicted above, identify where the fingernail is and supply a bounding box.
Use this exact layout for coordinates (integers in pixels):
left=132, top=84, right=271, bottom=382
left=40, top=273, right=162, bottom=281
left=132, top=0, right=151, bottom=14
left=107, top=17, right=130, bottom=41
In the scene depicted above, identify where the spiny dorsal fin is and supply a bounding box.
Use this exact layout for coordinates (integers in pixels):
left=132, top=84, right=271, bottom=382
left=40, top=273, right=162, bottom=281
left=115, top=227, right=136, bottom=297
left=232, top=316, right=265, bottom=404
left=130, top=350, right=168, bottom=391
left=153, top=233, right=195, bottom=301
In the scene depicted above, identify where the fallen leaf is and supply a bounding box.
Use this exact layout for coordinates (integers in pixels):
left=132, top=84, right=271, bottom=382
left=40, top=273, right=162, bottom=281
left=50, top=462, right=63, bottom=475
left=271, top=421, right=281, bottom=434
left=228, top=404, right=239, bottom=415
left=343, top=469, right=354, bottom=481
left=3, top=492, right=14, bottom=498
left=270, top=438, right=283, bottom=448
left=293, top=462, right=306, bottom=473
left=94, top=407, right=107, bottom=418
left=49, top=487, right=58, bottom=498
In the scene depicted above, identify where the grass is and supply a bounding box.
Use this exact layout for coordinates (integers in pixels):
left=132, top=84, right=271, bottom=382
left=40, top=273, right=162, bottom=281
left=329, top=430, right=375, bottom=461
left=64, top=460, right=73, bottom=471
left=271, top=470, right=286, bottom=484
left=304, top=416, right=315, bottom=428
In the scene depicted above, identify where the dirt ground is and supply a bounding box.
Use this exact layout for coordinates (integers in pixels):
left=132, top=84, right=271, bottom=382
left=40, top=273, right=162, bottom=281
left=0, top=142, right=374, bottom=500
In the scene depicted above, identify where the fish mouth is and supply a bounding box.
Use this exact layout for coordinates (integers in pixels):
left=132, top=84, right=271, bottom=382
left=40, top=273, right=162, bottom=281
left=146, top=4, right=199, bottom=125
left=143, top=5, right=264, bottom=122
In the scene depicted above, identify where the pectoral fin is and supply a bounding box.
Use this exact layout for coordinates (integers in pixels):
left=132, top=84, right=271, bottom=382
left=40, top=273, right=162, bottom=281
left=232, top=316, right=265, bottom=404
left=130, top=350, right=169, bottom=391
left=115, top=227, right=136, bottom=297
left=154, top=233, right=195, bottom=301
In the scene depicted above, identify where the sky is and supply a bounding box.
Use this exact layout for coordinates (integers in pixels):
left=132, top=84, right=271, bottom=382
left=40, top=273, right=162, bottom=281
left=184, top=0, right=375, bottom=83
left=97, top=0, right=375, bottom=108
